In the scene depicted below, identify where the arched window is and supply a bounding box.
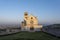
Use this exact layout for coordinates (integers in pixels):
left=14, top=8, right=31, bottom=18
left=31, top=17, right=33, bottom=19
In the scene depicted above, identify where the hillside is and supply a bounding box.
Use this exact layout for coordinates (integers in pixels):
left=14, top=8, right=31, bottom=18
left=0, top=31, right=60, bottom=40
left=43, top=24, right=60, bottom=37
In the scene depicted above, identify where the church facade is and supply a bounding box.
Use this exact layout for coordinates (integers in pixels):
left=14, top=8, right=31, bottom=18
left=21, top=12, right=42, bottom=31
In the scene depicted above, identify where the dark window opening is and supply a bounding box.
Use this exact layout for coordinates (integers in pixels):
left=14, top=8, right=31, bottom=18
left=31, top=17, right=33, bottom=19
left=30, top=27, right=34, bottom=30
left=25, top=17, right=27, bottom=19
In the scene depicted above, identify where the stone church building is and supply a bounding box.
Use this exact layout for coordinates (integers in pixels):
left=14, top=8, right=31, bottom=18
left=21, top=12, right=42, bottom=31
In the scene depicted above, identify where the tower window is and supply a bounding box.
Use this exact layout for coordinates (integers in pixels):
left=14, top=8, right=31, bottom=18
left=25, top=17, right=27, bottom=19
left=31, top=17, right=33, bottom=19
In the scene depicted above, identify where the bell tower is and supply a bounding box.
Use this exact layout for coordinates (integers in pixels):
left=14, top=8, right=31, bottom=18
left=24, top=12, right=28, bottom=20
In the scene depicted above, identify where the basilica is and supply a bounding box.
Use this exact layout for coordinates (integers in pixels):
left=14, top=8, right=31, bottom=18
left=21, top=12, right=42, bottom=31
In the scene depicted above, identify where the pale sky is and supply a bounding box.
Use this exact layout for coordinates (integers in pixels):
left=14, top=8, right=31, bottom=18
left=0, top=0, right=60, bottom=24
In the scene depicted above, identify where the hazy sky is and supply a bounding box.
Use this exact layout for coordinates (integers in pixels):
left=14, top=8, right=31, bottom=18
left=0, top=0, right=60, bottom=24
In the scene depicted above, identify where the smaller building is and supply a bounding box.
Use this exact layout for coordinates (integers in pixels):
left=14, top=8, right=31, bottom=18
left=21, top=12, right=43, bottom=31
